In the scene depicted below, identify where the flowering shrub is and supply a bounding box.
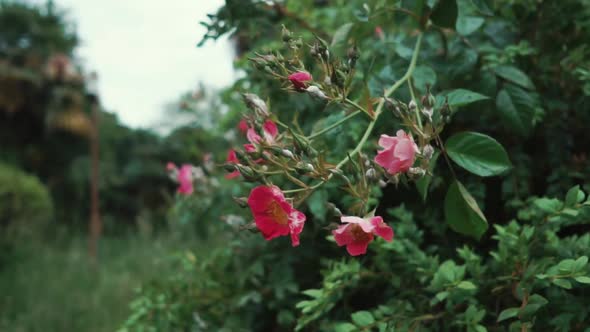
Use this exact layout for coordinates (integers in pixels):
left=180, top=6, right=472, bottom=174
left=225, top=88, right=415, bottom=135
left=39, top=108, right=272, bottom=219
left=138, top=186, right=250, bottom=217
left=220, top=26, right=510, bottom=253
left=123, top=1, right=590, bottom=331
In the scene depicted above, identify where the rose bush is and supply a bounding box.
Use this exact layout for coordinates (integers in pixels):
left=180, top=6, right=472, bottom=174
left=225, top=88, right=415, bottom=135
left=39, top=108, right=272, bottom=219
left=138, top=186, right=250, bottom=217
left=122, top=1, right=590, bottom=331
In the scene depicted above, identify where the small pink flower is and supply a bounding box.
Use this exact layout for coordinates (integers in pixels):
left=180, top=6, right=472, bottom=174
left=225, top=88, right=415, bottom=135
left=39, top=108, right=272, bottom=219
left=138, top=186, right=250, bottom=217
left=262, top=120, right=278, bottom=142
left=375, top=26, right=384, bottom=40
left=238, top=119, right=249, bottom=135
left=243, top=143, right=257, bottom=153
left=332, top=216, right=394, bottom=256
left=225, top=149, right=240, bottom=179
left=166, top=162, right=176, bottom=171
left=288, top=71, right=312, bottom=91
left=247, top=185, right=306, bottom=247
left=374, top=129, right=418, bottom=175
left=177, top=164, right=194, bottom=195
left=246, top=120, right=279, bottom=146
left=247, top=127, right=262, bottom=144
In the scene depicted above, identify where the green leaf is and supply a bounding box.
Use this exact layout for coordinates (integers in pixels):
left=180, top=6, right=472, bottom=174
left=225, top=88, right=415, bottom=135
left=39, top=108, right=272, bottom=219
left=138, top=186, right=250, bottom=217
left=496, top=89, right=527, bottom=136
left=533, top=198, right=563, bottom=214
left=412, top=65, right=437, bottom=93
left=444, top=89, right=489, bottom=108
left=430, top=0, right=458, bottom=29
left=497, top=308, right=519, bottom=322
left=457, top=281, right=477, bottom=290
left=574, top=256, right=588, bottom=272
left=302, top=289, right=322, bottom=298
left=434, top=291, right=449, bottom=302
left=351, top=311, right=375, bottom=326
left=557, top=259, right=576, bottom=273
left=444, top=180, right=488, bottom=239
left=574, top=276, right=590, bottom=284
left=565, top=185, right=585, bottom=207
left=334, top=323, right=357, bottom=332
left=520, top=294, right=548, bottom=319
left=308, top=189, right=328, bottom=222
left=416, top=151, right=439, bottom=201
left=446, top=132, right=511, bottom=177
left=456, top=16, right=485, bottom=36
left=331, top=23, right=354, bottom=47
left=552, top=279, right=572, bottom=289
left=474, top=325, right=487, bottom=332
left=470, top=0, right=493, bottom=15
left=493, top=65, right=535, bottom=90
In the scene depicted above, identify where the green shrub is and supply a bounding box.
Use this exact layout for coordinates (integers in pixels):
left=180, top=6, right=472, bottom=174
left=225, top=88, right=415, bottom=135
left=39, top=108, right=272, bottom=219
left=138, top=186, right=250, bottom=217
left=122, top=1, right=590, bottom=331
left=0, top=162, right=53, bottom=238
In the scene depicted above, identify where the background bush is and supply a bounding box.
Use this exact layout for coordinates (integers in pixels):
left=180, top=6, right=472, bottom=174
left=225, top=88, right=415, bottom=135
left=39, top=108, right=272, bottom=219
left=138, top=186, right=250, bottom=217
left=0, top=162, right=53, bottom=238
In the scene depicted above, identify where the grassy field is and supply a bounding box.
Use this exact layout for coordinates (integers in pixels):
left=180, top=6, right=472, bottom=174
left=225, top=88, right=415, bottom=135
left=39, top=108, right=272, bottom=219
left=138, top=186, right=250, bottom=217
left=0, top=231, right=193, bottom=332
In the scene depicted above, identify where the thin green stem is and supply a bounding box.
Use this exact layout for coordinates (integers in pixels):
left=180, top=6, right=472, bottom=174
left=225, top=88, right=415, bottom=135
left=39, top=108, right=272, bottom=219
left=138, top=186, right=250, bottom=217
left=407, top=79, right=423, bottom=129
left=435, top=134, right=457, bottom=180
left=275, top=119, right=290, bottom=129
left=308, top=110, right=361, bottom=140
left=344, top=98, right=370, bottom=117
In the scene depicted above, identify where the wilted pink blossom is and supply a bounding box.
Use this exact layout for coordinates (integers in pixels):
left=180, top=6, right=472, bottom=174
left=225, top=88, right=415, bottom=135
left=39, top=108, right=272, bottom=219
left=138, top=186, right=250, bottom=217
left=247, top=185, right=306, bottom=246
left=374, top=129, right=418, bottom=175
left=332, top=216, right=394, bottom=256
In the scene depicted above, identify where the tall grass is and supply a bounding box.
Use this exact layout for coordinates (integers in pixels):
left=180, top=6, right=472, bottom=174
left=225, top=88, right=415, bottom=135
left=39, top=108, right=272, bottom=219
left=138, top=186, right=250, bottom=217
left=0, top=230, right=194, bottom=332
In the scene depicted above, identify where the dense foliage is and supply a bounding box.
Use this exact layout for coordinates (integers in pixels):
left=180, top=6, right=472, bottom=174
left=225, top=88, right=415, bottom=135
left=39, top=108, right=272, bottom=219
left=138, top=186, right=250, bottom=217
left=121, top=0, right=590, bottom=331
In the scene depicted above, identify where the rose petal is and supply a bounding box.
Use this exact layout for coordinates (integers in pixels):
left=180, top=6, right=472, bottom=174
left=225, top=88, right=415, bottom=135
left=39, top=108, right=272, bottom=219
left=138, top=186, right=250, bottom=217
left=370, top=216, right=394, bottom=242
left=346, top=241, right=371, bottom=256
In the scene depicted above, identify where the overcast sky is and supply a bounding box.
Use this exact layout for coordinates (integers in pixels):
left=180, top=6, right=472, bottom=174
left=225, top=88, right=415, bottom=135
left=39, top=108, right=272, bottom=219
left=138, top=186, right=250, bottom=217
left=55, top=0, right=235, bottom=129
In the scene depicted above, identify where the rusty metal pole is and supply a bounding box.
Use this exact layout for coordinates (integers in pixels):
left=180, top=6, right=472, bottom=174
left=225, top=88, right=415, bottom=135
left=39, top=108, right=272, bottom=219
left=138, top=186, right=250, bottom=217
left=87, top=73, right=101, bottom=262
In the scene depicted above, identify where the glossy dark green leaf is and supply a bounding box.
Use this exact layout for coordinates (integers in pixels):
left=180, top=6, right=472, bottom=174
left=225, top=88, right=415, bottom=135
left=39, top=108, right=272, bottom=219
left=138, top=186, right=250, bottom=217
left=444, top=180, right=488, bottom=239
left=351, top=311, right=374, bottom=326
left=496, top=89, right=527, bottom=136
left=331, top=23, right=353, bottom=47
left=446, top=89, right=489, bottom=108
left=565, top=185, right=585, bottom=207
left=446, top=132, right=511, bottom=177
left=412, top=65, right=437, bottom=93
left=552, top=279, right=572, bottom=289
left=494, top=65, right=535, bottom=90
left=497, top=308, right=519, bottom=322
left=574, top=276, right=590, bottom=284
left=470, top=0, right=493, bottom=15
left=456, top=16, right=485, bottom=36
left=430, top=0, right=458, bottom=29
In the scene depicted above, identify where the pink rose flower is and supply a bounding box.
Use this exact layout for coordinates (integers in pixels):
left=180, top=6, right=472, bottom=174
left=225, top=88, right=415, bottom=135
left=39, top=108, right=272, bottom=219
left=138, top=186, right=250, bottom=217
left=225, top=149, right=241, bottom=179
left=247, top=185, right=306, bottom=247
left=288, top=71, right=312, bottom=91
left=166, top=163, right=194, bottom=195
left=176, top=164, right=194, bottom=195
left=332, top=216, right=394, bottom=256
left=374, top=129, right=419, bottom=175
